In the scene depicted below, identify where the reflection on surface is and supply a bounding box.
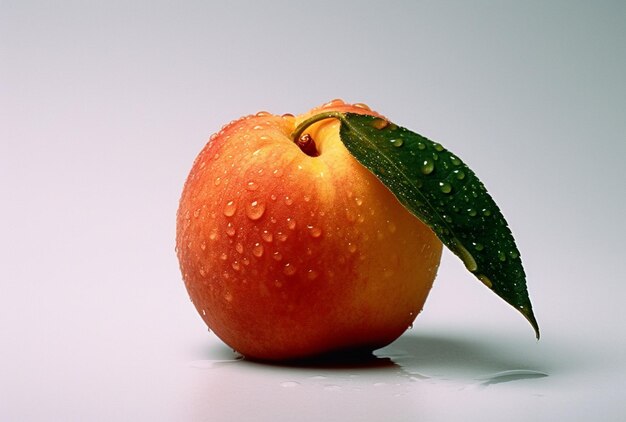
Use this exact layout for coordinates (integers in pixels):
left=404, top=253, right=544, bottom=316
left=475, top=369, right=548, bottom=387
left=184, top=328, right=559, bottom=421
left=189, top=329, right=550, bottom=389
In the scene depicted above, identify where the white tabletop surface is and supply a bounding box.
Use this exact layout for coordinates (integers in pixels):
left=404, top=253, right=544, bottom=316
left=2, top=1, right=625, bottom=421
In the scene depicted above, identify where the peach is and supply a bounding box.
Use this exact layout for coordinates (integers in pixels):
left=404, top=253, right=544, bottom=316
left=176, top=100, right=442, bottom=361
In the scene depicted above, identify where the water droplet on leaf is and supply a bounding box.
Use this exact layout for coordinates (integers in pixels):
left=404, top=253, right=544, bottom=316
left=371, top=118, right=389, bottom=130
left=420, top=159, right=434, bottom=175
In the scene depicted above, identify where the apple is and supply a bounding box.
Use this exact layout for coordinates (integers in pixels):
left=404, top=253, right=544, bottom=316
left=176, top=100, right=443, bottom=361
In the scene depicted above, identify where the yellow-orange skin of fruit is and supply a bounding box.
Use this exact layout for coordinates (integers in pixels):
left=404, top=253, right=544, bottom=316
left=176, top=101, right=443, bottom=361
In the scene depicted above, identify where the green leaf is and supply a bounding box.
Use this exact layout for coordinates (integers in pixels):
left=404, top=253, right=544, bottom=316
left=333, top=113, right=539, bottom=338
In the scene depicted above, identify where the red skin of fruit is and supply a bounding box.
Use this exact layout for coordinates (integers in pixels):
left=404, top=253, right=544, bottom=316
left=176, top=100, right=443, bottom=361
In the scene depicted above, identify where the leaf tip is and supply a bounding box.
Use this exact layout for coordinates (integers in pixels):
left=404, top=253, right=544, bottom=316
left=520, top=306, right=540, bottom=340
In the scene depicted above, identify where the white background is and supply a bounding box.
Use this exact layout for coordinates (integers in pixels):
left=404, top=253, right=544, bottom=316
left=2, top=1, right=625, bottom=421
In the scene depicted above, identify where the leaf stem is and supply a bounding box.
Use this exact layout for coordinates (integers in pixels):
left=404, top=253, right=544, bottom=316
left=290, top=111, right=346, bottom=143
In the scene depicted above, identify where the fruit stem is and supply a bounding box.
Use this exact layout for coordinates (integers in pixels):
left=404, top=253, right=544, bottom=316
left=290, top=111, right=346, bottom=143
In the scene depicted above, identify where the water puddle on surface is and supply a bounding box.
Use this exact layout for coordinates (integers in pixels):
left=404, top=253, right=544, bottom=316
left=189, top=355, right=244, bottom=369
left=474, top=369, right=548, bottom=387
left=188, top=344, right=549, bottom=394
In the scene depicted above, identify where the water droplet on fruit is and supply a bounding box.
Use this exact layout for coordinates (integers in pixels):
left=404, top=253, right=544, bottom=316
left=371, top=118, right=389, bottom=130
left=474, top=242, right=484, bottom=251
left=235, top=243, right=244, bottom=254
left=347, top=243, right=357, bottom=253
left=273, top=168, right=283, bottom=177
left=353, top=102, right=371, bottom=110
left=308, top=225, right=322, bottom=238
left=420, top=159, right=434, bottom=175
left=509, top=250, right=519, bottom=259
left=246, top=181, right=259, bottom=191
left=220, top=252, right=228, bottom=261
left=255, top=111, right=271, bottom=117
left=482, top=208, right=491, bottom=217
left=454, top=170, right=465, bottom=180
left=262, top=230, right=273, bottom=243
left=390, top=138, right=404, bottom=147
left=209, top=229, right=218, bottom=240
left=252, top=243, right=264, bottom=257
left=417, top=141, right=426, bottom=150
left=284, top=196, right=293, bottom=206
left=287, top=218, right=296, bottom=230
left=433, top=143, right=444, bottom=152
left=322, top=98, right=345, bottom=108
left=439, top=182, right=452, bottom=194
left=276, top=231, right=288, bottom=242
left=224, top=292, right=233, bottom=302
left=355, top=197, right=363, bottom=206
left=224, top=200, right=237, bottom=217
left=226, top=223, right=236, bottom=237
left=231, top=261, right=241, bottom=271
left=498, top=251, right=507, bottom=262
left=214, top=177, right=222, bottom=186
left=450, top=156, right=461, bottom=166
left=307, top=269, right=319, bottom=280
left=303, top=195, right=311, bottom=202
left=200, top=241, right=206, bottom=251
left=272, top=251, right=283, bottom=261
left=283, top=263, right=297, bottom=276
left=246, top=200, right=265, bottom=220
left=468, top=208, right=477, bottom=217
